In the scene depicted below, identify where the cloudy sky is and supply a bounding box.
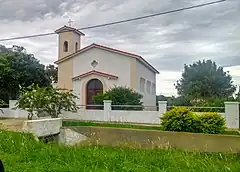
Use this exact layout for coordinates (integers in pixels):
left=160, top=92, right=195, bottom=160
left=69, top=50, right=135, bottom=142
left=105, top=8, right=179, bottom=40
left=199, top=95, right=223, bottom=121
left=0, top=0, right=239, bottom=96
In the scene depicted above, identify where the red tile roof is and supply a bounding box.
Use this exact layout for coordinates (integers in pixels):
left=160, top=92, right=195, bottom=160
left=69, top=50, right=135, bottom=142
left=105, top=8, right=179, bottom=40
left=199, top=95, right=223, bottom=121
left=55, top=43, right=159, bottom=74
left=72, top=70, right=118, bottom=80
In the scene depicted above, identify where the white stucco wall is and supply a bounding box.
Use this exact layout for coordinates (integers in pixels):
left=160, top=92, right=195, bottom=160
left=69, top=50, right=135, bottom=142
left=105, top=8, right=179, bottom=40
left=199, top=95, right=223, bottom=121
left=72, top=47, right=132, bottom=105
left=136, top=60, right=156, bottom=107
left=73, top=47, right=131, bottom=85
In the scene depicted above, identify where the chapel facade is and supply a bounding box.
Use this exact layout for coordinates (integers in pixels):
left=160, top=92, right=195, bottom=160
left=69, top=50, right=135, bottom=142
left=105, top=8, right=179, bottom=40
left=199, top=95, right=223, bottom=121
left=54, top=25, right=159, bottom=109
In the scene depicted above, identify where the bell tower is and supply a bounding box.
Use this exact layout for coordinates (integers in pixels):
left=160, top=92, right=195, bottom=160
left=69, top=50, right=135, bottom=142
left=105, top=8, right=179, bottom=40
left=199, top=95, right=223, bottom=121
left=55, top=24, right=85, bottom=60
left=54, top=24, right=85, bottom=90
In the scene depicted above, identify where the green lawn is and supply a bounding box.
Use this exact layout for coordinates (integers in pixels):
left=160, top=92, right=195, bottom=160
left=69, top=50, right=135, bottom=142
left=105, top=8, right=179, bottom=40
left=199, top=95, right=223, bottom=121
left=63, top=120, right=162, bottom=130
left=0, top=130, right=239, bottom=172
left=63, top=120, right=240, bottom=136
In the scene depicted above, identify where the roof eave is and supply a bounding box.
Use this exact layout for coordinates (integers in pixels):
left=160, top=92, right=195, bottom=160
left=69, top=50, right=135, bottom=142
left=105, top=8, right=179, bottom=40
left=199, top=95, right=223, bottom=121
left=55, top=26, right=85, bottom=36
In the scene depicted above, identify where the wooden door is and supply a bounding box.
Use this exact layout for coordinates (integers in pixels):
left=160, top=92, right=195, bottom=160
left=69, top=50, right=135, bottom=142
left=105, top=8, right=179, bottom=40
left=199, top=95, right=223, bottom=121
left=86, top=79, right=103, bottom=109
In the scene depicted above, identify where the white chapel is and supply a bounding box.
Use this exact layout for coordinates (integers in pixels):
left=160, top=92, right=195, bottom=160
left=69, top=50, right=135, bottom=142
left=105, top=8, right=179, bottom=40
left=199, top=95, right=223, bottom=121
left=54, top=25, right=159, bottom=108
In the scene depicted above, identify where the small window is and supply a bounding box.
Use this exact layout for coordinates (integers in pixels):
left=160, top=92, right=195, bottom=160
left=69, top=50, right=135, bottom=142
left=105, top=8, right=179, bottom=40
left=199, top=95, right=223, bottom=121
left=140, top=77, right=145, bottom=92
left=152, top=83, right=156, bottom=95
left=75, top=42, right=78, bottom=52
left=146, top=81, right=151, bottom=94
left=63, top=41, right=68, bottom=52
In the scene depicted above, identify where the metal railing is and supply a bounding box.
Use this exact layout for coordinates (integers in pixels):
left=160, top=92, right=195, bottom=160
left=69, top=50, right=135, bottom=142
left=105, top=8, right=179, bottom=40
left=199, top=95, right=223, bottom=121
left=74, top=104, right=225, bottom=112
left=77, top=104, right=104, bottom=110
left=111, top=104, right=157, bottom=111
left=167, top=106, right=225, bottom=113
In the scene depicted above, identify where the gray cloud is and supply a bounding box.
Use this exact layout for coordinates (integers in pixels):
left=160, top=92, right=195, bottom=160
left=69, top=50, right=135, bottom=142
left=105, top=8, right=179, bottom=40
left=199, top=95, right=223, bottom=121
left=0, top=0, right=240, bottom=95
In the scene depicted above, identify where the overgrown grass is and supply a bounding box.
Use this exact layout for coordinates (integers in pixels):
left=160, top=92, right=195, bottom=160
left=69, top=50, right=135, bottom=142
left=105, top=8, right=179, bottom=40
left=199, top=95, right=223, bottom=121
left=0, top=130, right=239, bottom=172
left=63, top=121, right=240, bottom=136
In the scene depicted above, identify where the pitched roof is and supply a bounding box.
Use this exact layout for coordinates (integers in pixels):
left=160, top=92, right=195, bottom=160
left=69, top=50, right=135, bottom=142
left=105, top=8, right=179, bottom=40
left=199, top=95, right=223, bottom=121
left=54, top=43, right=159, bottom=74
left=55, top=25, right=85, bottom=36
left=72, top=70, right=118, bottom=81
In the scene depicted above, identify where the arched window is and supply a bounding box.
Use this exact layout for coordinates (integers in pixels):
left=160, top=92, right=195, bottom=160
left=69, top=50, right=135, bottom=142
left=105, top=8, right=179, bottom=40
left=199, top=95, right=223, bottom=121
left=63, top=41, right=68, bottom=52
left=75, top=42, right=78, bottom=52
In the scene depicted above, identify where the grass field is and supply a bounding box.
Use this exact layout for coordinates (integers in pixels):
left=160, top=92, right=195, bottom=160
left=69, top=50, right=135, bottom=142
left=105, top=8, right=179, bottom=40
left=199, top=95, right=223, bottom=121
left=0, top=130, right=239, bottom=172
left=63, top=120, right=162, bottom=130
left=63, top=120, right=240, bottom=136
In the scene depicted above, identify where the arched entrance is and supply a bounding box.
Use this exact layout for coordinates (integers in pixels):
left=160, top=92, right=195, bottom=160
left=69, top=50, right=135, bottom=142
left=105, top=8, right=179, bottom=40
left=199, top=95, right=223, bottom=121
left=86, top=79, right=103, bottom=109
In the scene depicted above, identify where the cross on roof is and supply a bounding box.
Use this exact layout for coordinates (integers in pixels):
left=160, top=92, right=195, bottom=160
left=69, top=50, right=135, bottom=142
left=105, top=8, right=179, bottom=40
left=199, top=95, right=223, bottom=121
left=68, top=19, right=73, bottom=27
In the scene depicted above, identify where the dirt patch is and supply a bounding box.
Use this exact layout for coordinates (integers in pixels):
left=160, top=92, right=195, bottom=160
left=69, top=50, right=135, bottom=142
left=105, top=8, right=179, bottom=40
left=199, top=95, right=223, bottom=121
left=0, top=119, right=24, bottom=132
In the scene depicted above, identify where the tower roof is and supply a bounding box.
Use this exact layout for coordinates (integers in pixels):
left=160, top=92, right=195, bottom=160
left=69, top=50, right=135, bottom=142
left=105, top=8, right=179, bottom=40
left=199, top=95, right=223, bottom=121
left=55, top=25, right=85, bottom=36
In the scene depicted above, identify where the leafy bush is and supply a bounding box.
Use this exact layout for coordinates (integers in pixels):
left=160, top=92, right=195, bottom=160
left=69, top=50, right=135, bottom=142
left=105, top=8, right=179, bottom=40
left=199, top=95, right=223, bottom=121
left=161, top=107, right=226, bottom=134
left=198, top=112, right=226, bottom=134
left=190, top=98, right=226, bottom=112
left=93, top=86, right=143, bottom=110
left=0, top=99, right=5, bottom=114
left=17, top=84, right=79, bottom=119
left=160, top=107, right=199, bottom=132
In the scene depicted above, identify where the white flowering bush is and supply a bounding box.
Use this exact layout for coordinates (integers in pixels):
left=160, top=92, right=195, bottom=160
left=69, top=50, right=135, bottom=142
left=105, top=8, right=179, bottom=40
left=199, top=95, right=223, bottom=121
left=17, top=84, right=79, bottom=120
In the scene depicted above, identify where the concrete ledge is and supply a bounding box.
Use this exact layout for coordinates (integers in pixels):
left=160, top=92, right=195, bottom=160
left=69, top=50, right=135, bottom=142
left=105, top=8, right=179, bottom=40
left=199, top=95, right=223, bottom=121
left=22, top=118, right=62, bottom=137
left=58, top=128, right=88, bottom=146
left=67, top=126, right=240, bottom=153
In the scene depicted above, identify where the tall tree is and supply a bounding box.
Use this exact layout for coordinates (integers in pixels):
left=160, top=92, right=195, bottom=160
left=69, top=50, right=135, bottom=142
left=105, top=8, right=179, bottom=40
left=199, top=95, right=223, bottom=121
left=175, top=60, right=236, bottom=100
left=0, top=45, right=51, bottom=102
left=45, top=64, right=58, bottom=83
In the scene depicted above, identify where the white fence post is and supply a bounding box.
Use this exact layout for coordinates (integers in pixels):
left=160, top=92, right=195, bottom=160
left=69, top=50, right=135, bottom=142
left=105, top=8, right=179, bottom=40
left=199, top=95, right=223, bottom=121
left=104, top=100, right=112, bottom=122
left=9, top=100, right=18, bottom=109
left=158, top=101, right=167, bottom=118
left=224, top=102, right=239, bottom=129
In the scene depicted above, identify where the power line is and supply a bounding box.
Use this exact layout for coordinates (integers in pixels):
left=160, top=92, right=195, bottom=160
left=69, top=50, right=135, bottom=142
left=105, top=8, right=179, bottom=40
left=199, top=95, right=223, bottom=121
left=0, top=0, right=226, bottom=42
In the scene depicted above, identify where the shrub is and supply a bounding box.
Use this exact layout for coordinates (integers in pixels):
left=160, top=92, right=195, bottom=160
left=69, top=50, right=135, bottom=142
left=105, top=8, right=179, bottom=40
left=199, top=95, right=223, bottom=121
left=93, top=86, right=143, bottom=110
left=17, top=84, right=79, bottom=120
left=160, top=107, right=199, bottom=133
left=161, top=107, right=226, bottom=134
left=198, top=112, right=226, bottom=134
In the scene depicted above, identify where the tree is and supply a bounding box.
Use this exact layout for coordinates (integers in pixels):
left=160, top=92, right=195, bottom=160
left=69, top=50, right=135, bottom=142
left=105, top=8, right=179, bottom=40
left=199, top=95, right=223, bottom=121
left=175, top=60, right=236, bottom=101
left=45, top=64, right=58, bottom=83
left=93, top=86, right=143, bottom=110
left=17, top=84, right=78, bottom=120
left=0, top=45, right=51, bottom=102
left=156, top=94, right=192, bottom=106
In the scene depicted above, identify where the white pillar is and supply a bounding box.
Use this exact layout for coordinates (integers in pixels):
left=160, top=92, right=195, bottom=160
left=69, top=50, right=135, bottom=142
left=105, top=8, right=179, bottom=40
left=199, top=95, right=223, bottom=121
left=104, top=100, right=112, bottom=122
left=158, top=101, right=167, bottom=118
left=224, top=102, right=239, bottom=129
left=9, top=100, right=18, bottom=109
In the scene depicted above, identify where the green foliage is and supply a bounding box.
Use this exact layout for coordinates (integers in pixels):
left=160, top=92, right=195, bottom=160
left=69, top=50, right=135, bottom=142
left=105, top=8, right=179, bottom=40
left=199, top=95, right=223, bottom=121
left=175, top=60, right=236, bottom=100
left=0, top=99, right=5, bottom=114
left=0, top=45, right=51, bottom=102
left=93, top=86, right=143, bottom=110
left=161, top=107, right=226, bottom=134
left=45, top=64, right=58, bottom=83
left=17, top=84, right=78, bottom=120
left=160, top=107, right=198, bottom=132
left=198, top=112, right=226, bottom=134
left=0, top=99, right=5, bottom=105
left=189, top=98, right=226, bottom=112
left=1, top=130, right=239, bottom=172
left=156, top=95, right=192, bottom=106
